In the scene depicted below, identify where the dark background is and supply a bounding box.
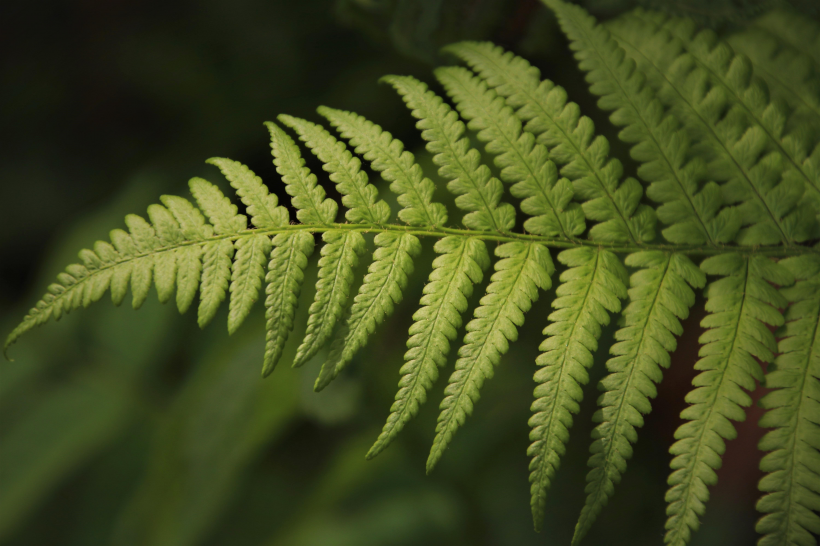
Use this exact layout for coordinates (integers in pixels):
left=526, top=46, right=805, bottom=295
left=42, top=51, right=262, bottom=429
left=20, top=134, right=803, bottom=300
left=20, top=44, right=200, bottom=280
left=1, top=1, right=813, bottom=544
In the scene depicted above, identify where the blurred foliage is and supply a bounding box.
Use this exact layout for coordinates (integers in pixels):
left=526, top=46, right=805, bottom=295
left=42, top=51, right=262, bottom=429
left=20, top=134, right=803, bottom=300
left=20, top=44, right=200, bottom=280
left=336, top=0, right=819, bottom=63
left=1, top=0, right=815, bottom=544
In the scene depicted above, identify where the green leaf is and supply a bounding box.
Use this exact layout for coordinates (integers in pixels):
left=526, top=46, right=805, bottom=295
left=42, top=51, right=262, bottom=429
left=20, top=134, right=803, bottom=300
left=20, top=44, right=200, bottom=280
left=314, top=232, right=421, bottom=391
left=428, top=241, right=553, bottom=472
left=528, top=246, right=628, bottom=532
left=664, top=254, right=793, bottom=546
left=262, top=232, right=315, bottom=376
left=368, top=236, right=490, bottom=459
left=294, top=230, right=367, bottom=367
left=755, top=254, right=820, bottom=546
left=228, top=234, right=272, bottom=335
left=444, top=41, right=656, bottom=243
left=727, top=27, right=820, bottom=127
left=545, top=0, right=739, bottom=246
left=571, top=251, right=705, bottom=544
left=160, top=195, right=212, bottom=240
left=188, top=177, right=247, bottom=235
left=175, top=245, right=203, bottom=314
left=435, top=65, right=586, bottom=239
left=610, top=11, right=820, bottom=245
left=267, top=121, right=338, bottom=225
left=198, top=239, right=235, bottom=329
left=753, top=8, right=820, bottom=70
left=318, top=106, right=448, bottom=228
left=383, top=74, right=517, bottom=232
left=278, top=115, right=391, bottom=225
left=206, top=157, right=289, bottom=229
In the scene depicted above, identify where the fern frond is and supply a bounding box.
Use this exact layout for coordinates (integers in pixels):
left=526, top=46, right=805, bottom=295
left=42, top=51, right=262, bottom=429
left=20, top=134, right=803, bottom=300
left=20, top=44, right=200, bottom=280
left=144, top=205, right=182, bottom=305
left=266, top=121, right=338, bottom=225
left=727, top=27, right=820, bottom=127
left=197, top=159, right=291, bottom=335
left=428, top=242, right=553, bottom=472
left=278, top=114, right=392, bottom=225
left=7, top=31, right=820, bottom=542
left=228, top=233, right=272, bottom=335
left=189, top=175, right=252, bottom=330
left=545, top=0, right=739, bottom=246
left=756, top=254, right=820, bottom=546
left=606, top=14, right=820, bottom=246
left=753, top=9, right=820, bottom=70
left=443, top=41, right=656, bottom=244
left=158, top=194, right=213, bottom=315
left=619, top=10, right=820, bottom=244
left=434, top=65, right=586, bottom=239
left=317, top=106, right=448, bottom=228
left=267, top=119, right=357, bottom=366
left=314, top=232, right=421, bottom=391
left=382, top=75, right=516, bottom=233
left=527, top=246, right=628, bottom=532
left=206, top=157, right=290, bottom=229
left=571, top=251, right=705, bottom=544
left=198, top=239, right=235, bottom=328
left=367, top=236, right=490, bottom=459
left=664, top=254, right=793, bottom=546
left=188, top=176, right=247, bottom=235
left=293, top=230, right=366, bottom=367
left=5, top=176, right=241, bottom=353
left=262, top=232, right=315, bottom=376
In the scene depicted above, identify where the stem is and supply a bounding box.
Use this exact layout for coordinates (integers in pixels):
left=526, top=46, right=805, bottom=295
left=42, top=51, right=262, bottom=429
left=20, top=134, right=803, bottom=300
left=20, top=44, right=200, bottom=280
left=192, top=223, right=817, bottom=258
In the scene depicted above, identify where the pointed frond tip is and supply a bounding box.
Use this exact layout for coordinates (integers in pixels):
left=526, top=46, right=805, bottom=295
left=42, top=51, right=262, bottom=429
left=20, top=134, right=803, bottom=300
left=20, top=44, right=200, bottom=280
left=6, top=24, right=820, bottom=546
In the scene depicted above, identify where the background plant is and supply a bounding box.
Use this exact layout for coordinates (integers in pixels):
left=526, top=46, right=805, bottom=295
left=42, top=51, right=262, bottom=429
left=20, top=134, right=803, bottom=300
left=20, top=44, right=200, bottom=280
left=1, top=1, right=820, bottom=544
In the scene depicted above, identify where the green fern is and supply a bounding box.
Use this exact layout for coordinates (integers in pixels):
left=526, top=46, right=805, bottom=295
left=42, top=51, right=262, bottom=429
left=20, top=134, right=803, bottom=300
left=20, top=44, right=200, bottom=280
left=6, top=3, right=820, bottom=545
left=666, top=254, right=792, bottom=546
left=756, top=254, right=820, bottom=546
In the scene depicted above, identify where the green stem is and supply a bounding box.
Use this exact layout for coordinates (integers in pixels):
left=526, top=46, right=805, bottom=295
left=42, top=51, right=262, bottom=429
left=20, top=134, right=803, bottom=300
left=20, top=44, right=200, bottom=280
left=187, top=223, right=817, bottom=258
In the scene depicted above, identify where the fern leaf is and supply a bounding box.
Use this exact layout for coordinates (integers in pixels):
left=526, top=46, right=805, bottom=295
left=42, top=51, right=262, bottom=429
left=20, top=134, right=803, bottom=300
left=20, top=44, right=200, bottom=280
left=266, top=120, right=338, bottom=225
left=434, top=65, right=586, bottom=239
left=382, top=75, right=516, bottom=233
left=188, top=176, right=247, bottom=235
left=664, top=254, right=793, bottom=546
left=278, top=115, right=391, bottom=225
left=314, top=232, right=421, bottom=391
left=546, top=0, right=739, bottom=246
left=443, top=41, right=656, bottom=244
left=608, top=11, right=819, bottom=246
left=528, top=246, right=628, bottom=532
left=368, top=236, right=490, bottom=459
left=6, top=211, right=181, bottom=353
left=624, top=10, right=820, bottom=244
left=293, top=230, right=366, bottom=367
left=727, top=27, right=820, bottom=126
left=159, top=194, right=210, bottom=314
left=262, top=232, right=315, bottom=376
left=428, top=241, right=553, bottom=472
left=198, top=239, right=235, bottom=328
left=122, top=214, right=158, bottom=309
left=756, top=254, right=820, bottom=546
left=160, top=194, right=212, bottom=240
left=317, top=106, right=448, bottom=228
left=206, top=157, right=289, bottom=229
left=753, top=9, right=820, bottom=70
left=227, top=234, right=271, bottom=335
left=145, top=204, right=183, bottom=303
left=146, top=203, right=184, bottom=246
left=174, top=245, right=203, bottom=315
left=571, top=251, right=705, bottom=544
